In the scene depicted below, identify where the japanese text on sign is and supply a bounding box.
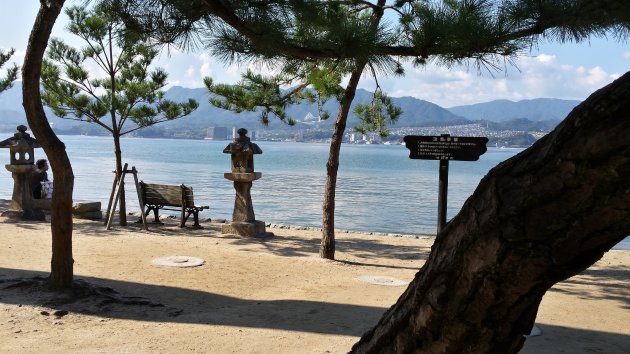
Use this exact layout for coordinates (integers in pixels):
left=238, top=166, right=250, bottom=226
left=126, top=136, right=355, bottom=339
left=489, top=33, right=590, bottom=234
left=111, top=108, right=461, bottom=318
left=403, top=135, right=488, bottom=161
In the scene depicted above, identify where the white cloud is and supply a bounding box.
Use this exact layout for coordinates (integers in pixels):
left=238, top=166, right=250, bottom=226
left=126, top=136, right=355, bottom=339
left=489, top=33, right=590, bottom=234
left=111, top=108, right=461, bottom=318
left=188, top=53, right=250, bottom=85
left=4, top=49, right=25, bottom=68
left=185, top=65, right=195, bottom=78
left=535, top=53, right=556, bottom=64
left=518, top=57, right=613, bottom=100
left=146, top=42, right=624, bottom=107
left=361, top=63, right=526, bottom=107
left=574, top=66, right=608, bottom=87
left=370, top=52, right=618, bottom=107
left=199, top=53, right=213, bottom=78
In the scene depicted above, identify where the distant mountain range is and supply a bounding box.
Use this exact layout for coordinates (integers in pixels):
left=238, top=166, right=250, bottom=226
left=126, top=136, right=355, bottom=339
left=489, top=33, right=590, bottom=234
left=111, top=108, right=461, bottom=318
left=447, top=98, right=581, bottom=122
left=0, top=82, right=581, bottom=135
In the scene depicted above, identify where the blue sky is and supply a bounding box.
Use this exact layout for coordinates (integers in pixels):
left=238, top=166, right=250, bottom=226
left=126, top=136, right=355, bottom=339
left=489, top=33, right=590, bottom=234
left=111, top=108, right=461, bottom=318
left=2, top=1, right=628, bottom=107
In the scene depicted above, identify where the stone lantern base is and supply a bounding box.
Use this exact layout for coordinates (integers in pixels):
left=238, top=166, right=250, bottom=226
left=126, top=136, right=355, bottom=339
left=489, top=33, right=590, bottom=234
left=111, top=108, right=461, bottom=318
left=222, top=220, right=272, bottom=238
left=1, top=208, right=45, bottom=221
left=2, top=163, right=45, bottom=221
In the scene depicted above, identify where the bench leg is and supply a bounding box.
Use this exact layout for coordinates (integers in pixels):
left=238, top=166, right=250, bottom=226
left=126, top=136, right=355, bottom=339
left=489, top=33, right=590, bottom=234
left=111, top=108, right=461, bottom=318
left=179, top=213, right=188, bottom=228
left=192, top=211, right=202, bottom=229
left=180, top=206, right=186, bottom=228
left=138, top=207, right=150, bottom=222
left=180, top=210, right=202, bottom=229
left=144, top=206, right=163, bottom=225
left=152, top=208, right=159, bottom=223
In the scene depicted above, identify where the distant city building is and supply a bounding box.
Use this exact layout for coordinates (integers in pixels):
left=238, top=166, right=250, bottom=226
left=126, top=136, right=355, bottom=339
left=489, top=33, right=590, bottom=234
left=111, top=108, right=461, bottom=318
left=205, top=126, right=229, bottom=140
left=302, top=112, right=322, bottom=128
left=225, top=127, right=257, bottom=140
left=365, top=132, right=381, bottom=144
left=303, top=112, right=320, bottom=122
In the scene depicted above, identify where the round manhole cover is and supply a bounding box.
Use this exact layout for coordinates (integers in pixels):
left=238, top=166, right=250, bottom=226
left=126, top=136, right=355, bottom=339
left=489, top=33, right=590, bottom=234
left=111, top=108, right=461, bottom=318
left=357, top=275, right=408, bottom=287
left=152, top=256, right=205, bottom=268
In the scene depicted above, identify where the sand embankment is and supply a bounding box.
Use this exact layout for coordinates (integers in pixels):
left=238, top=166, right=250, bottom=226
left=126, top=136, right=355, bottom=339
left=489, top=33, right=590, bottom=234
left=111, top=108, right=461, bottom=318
left=0, top=200, right=628, bottom=353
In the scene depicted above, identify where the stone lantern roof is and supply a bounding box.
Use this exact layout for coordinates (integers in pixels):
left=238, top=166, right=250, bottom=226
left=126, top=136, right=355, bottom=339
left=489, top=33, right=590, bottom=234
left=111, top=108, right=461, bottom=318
left=223, top=128, right=262, bottom=174
left=0, top=125, right=41, bottom=166
left=0, top=125, right=40, bottom=148
left=223, top=128, right=262, bottom=155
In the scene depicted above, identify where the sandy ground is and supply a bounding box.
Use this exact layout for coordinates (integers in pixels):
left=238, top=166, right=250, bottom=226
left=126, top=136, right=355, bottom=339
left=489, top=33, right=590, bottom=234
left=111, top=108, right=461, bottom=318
left=0, top=201, right=628, bottom=353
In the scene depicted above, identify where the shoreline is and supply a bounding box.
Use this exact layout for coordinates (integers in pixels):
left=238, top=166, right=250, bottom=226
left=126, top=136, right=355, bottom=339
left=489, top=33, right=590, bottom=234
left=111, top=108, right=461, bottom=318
left=4, top=198, right=628, bottom=249
left=259, top=222, right=434, bottom=240
left=264, top=222, right=630, bottom=250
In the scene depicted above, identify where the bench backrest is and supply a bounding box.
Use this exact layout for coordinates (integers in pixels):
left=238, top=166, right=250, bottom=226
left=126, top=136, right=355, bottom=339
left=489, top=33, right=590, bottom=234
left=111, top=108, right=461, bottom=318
left=181, top=185, right=196, bottom=207
left=140, top=182, right=195, bottom=207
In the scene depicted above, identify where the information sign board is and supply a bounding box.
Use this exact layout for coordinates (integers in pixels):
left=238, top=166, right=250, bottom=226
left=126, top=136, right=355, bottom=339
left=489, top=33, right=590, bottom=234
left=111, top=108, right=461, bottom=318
left=403, top=135, right=489, bottom=161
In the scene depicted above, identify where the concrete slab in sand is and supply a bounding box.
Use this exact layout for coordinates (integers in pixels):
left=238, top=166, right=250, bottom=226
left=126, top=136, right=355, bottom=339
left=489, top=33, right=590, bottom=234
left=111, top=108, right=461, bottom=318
left=152, top=256, right=205, bottom=268
left=357, top=275, right=408, bottom=287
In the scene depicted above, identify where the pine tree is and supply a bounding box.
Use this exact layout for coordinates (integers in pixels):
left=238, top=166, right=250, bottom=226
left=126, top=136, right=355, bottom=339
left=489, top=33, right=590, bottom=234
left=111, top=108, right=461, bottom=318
left=0, top=48, right=18, bottom=93
left=41, top=2, right=198, bottom=225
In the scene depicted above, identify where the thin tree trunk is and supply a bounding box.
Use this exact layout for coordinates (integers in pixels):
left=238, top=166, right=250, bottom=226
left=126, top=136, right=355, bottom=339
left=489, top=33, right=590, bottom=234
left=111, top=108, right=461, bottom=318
left=351, top=72, right=630, bottom=353
left=113, top=133, right=127, bottom=225
left=320, top=66, right=364, bottom=259
left=108, top=25, right=127, bottom=226
left=22, top=0, right=74, bottom=291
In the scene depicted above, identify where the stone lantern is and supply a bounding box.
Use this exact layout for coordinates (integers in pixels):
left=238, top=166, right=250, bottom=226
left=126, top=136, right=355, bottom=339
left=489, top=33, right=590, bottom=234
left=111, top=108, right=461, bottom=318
left=222, top=128, right=272, bottom=237
left=0, top=125, right=45, bottom=220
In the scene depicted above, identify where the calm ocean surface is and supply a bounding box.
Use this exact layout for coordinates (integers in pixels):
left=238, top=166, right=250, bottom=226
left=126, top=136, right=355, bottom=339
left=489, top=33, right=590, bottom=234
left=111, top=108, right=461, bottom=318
left=1, top=134, right=628, bottom=249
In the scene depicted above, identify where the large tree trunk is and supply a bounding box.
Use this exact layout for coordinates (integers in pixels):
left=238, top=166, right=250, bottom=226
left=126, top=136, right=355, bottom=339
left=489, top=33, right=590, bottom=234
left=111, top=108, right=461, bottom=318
left=351, top=72, right=630, bottom=353
left=22, top=0, right=74, bottom=291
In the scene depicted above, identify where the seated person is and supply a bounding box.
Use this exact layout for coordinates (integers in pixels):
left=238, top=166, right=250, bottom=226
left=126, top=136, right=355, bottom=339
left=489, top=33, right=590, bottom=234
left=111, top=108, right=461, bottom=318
left=31, top=159, right=49, bottom=199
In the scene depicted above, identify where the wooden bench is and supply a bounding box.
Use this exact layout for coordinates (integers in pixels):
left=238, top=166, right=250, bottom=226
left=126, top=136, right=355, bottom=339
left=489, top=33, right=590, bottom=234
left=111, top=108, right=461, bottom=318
left=139, top=181, right=209, bottom=229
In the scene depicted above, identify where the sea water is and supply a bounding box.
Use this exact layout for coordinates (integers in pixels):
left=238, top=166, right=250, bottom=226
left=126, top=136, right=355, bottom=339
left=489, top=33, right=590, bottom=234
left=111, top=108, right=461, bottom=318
left=0, top=135, right=627, bottom=249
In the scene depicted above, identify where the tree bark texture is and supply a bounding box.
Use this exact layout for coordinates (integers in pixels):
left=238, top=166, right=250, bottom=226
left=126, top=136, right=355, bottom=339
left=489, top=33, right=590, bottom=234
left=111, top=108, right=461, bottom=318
left=22, top=0, right=74, bottom=291
left=351, top=72, right=630, bottom=353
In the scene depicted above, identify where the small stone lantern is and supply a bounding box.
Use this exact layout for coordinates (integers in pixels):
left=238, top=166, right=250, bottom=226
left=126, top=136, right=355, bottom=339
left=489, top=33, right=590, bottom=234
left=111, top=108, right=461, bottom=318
left=0, top=125, right=45, bottom=220
left=222, top=128, right=272, bottom=237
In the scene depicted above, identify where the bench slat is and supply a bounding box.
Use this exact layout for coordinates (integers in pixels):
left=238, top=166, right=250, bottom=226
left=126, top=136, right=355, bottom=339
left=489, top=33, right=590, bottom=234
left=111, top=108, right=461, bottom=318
left=142, top=183, right=182, bottom=207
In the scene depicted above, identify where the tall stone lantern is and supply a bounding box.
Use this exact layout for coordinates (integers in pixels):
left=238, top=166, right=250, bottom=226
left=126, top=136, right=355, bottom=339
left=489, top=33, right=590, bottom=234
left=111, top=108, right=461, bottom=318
left=0, top=125, right=45, bottom=220
left=222, top=128, right=272, bottom=237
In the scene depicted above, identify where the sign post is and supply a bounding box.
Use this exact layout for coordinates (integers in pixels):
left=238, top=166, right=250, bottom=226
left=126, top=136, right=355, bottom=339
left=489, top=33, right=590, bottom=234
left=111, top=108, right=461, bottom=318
left=404, top=134, right=488, bottom=234
left=437, top=159, right=449, bottom=232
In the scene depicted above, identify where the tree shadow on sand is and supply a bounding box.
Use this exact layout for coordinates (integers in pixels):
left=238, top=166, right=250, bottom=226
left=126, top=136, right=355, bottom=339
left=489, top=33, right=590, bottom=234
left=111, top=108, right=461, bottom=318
left=0, top=268, right=394, bottom=336
left=520, top=323, right=630, bottom=354
left=547, top=266, right=630, bottom=310
left=71, top=219, right=431, bottom=270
